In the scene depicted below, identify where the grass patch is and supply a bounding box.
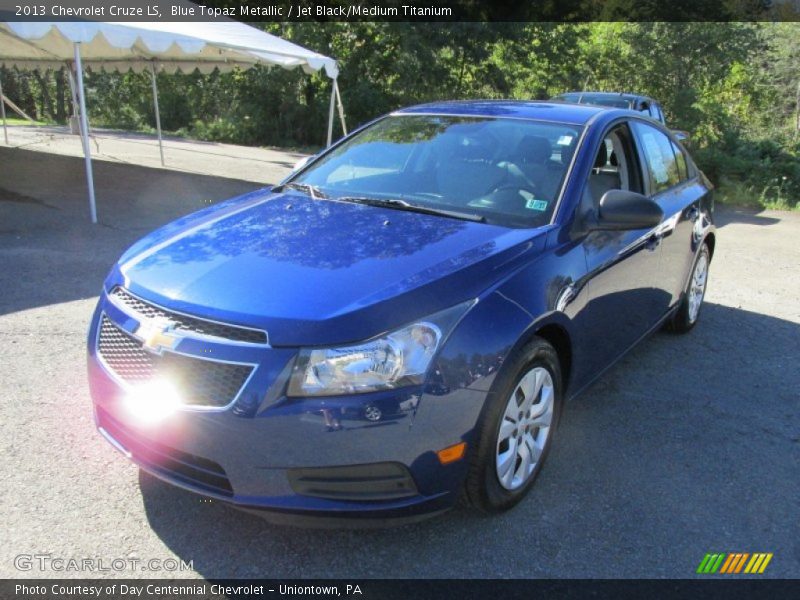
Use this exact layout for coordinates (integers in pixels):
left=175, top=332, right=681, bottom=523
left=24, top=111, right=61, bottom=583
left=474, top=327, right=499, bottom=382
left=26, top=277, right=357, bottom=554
left=714, top=177, right=799, bottom=211
left=1, top=117, right=48, bottom=126
left=92, top=119, right=319, bottom=154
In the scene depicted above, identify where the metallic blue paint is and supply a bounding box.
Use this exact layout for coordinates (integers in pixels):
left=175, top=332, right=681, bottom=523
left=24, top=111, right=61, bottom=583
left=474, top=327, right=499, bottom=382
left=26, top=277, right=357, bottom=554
left=88, top=101, right=715, bottom=523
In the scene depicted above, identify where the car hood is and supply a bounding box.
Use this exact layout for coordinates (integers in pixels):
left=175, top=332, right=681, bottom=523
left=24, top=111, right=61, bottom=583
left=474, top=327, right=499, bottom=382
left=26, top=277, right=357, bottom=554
left=112, top=190, right=547, bottom=346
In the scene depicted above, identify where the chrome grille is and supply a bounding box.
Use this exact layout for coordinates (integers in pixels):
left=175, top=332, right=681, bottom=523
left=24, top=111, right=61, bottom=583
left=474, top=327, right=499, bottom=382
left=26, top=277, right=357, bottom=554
left=97, top=316, right=253, bottom=408
left=109, top=287, right=267, bottom=344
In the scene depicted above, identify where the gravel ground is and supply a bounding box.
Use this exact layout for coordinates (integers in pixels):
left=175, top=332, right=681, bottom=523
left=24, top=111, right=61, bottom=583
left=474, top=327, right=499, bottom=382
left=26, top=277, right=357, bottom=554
left=0, top=147, right=798, bottom=579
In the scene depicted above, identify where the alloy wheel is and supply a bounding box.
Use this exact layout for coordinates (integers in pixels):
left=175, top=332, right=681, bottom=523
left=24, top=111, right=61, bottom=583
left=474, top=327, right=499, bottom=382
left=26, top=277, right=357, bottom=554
left=495, top=366, right=554, bottom=490
left=688, top=250, right=709, bottom=323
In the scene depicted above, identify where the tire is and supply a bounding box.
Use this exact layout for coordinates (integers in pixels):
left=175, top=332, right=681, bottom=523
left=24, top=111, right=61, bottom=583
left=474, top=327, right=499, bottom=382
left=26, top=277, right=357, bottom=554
left=667, top=242, right=710, bottom=334
left=465, top=337, right=563, bottom=513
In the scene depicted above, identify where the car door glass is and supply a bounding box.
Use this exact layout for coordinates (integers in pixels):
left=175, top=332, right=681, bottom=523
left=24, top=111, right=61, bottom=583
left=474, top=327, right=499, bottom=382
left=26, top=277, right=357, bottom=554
left=631, top=121, right=681, bottom=194
left=584, top=124, right=641, bottom=210
left=671, top=140, right=688, bottom=180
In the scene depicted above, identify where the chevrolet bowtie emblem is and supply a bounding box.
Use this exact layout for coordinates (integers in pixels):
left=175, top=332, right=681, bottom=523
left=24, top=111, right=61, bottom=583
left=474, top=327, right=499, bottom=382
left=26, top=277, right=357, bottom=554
left=136, top=317, right=181, bottom=354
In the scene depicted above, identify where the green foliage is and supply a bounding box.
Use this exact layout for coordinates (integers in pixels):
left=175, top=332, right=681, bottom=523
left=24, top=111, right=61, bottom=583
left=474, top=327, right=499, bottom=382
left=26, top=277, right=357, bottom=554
left=2, top=23, right=798, bottom=209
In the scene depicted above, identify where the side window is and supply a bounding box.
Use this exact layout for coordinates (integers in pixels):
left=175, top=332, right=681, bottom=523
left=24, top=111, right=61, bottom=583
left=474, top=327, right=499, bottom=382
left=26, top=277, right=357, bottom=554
left=631, top=121, right=681, bottom=194
left=671, top=140, right=688, bottom=180
left=584, top=123, right=643, bottom=209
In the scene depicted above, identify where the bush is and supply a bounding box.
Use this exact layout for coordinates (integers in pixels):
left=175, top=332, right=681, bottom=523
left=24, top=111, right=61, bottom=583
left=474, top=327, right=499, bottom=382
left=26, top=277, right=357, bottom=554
left=693, top=135, right=799, bottom=210
left=186, top=118, right=241, bottom=143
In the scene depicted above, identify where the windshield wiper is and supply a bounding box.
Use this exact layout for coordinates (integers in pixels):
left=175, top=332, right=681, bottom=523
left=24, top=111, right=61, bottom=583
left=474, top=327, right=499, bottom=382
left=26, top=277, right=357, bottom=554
left=272, top=181, right=328, bottom=199
left=336, top=196, right=486, bottom=223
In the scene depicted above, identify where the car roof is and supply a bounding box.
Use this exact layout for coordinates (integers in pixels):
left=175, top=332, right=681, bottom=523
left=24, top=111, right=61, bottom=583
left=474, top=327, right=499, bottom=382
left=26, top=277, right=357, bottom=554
left=393, top=100, right=605, bottom=126
left=555, top=91, right=655, bottom=103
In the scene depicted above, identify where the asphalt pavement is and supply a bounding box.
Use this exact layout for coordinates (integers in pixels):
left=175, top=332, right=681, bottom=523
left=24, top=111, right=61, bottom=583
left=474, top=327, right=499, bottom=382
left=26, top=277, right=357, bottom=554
left=0, top=145, right=797, bottom=579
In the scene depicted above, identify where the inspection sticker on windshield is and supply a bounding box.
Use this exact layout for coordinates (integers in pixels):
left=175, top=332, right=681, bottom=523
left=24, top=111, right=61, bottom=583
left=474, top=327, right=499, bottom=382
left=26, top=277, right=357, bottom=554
left=525, top=199, right=548, bottom=211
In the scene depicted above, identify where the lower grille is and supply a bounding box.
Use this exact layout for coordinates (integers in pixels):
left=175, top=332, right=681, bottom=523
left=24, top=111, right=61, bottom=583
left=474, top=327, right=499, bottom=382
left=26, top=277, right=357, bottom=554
left=288, top=462, right=419, bottom=501
left=97, top=407, right=233, bottom=497
left=97, top=315, right=253, bottom=408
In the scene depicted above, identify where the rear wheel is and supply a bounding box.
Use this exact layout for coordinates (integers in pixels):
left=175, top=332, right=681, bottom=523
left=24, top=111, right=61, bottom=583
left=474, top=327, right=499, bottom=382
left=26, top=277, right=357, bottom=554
left=465, top=338, right=562, bottom=513
left=667, top=243, right=710, bottom=334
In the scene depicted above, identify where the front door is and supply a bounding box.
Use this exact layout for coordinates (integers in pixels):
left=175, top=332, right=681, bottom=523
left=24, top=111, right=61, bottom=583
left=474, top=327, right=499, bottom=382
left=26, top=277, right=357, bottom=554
left=575, top=122, right=666, bottom=379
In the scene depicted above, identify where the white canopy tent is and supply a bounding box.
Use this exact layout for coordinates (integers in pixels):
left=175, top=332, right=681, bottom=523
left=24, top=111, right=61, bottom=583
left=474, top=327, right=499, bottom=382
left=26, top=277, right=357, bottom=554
left=0, top=20, right=346, bottom=223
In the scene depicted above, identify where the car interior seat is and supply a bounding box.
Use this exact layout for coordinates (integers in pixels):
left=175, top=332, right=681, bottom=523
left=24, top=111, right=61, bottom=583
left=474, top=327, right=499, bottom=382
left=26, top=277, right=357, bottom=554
left=434, top=134, right=506, bottom=203
left=509, top=135, right=563, bottom=199
left=588, top=144, right=622, bottom=207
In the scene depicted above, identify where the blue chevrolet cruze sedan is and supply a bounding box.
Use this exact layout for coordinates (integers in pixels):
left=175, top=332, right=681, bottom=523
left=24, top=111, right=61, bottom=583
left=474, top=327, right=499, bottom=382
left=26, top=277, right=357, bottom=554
left=88, top=101, right=715, bottom=525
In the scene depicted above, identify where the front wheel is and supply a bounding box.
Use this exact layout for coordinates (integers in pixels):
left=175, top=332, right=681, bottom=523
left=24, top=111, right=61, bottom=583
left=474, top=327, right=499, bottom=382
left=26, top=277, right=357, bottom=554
left=667, top=242, right=710, bottom=334
left=465, top=338, right=562, bottom=513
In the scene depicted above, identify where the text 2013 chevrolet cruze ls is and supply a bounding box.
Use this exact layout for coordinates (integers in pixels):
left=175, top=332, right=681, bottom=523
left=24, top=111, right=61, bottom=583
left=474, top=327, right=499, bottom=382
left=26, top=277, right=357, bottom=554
left=88, top=101, right=714, bottom=524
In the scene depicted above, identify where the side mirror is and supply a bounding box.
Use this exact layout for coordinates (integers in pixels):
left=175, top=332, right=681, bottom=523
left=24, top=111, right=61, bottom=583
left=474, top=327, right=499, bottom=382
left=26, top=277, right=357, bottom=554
left=291, top=154, right=315, bottom=172
left=594, top=189, right=663, bottom=231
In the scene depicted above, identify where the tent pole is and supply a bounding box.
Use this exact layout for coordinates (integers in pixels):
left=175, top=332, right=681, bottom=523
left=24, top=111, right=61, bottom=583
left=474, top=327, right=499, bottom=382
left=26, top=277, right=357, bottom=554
left=0, top=70, right=8, bottom=145
left=150, top=63, right=165, bottom=166
left=334, top=79, right=347, bottom=136
left=66, top=62, right=79, bottom=130
left=326, top=78, right=336, bottom=147
left=67, top=64, right=78, bottom=112
left=73, top=43, right=97, bottom=224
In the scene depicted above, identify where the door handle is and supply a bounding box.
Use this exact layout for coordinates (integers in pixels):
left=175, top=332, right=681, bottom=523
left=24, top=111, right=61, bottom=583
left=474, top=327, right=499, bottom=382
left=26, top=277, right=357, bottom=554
left=646, top=233, right=662, bottom=251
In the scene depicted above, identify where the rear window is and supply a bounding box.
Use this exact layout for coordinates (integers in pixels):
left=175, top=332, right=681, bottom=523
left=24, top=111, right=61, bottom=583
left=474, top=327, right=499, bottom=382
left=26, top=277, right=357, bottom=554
left=557, top=94, right=632, bottom=109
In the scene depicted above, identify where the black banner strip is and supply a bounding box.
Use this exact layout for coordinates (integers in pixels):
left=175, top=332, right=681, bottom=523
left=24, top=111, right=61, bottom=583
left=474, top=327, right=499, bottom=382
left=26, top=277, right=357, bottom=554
left=2, top=579, right=799, bottom=600
left=0, top=0, right=799, bottom=23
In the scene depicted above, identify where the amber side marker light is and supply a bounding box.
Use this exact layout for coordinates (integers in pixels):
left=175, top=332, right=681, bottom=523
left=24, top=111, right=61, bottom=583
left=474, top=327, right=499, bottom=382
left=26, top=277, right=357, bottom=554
left=437, top=442, right=467, bottom=464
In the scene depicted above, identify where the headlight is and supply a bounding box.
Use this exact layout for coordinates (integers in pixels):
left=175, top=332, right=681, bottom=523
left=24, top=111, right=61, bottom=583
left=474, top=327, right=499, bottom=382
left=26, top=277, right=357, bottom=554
left=287, top=301, right=474, bottom=397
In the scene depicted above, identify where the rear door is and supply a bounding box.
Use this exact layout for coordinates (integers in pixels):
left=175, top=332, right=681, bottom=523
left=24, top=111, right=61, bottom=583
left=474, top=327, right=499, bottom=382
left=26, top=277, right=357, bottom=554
left=630, top=120, right=706, bottom=307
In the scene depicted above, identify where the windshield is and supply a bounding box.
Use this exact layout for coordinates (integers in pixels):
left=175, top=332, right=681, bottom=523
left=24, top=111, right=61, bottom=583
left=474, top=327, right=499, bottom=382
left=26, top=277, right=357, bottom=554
left=289, top=115, right=583, bottom=228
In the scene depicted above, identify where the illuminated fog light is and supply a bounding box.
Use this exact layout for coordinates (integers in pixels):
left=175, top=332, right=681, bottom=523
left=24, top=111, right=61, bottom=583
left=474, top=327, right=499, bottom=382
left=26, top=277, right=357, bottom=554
left=123, top=379, right=182, bottom=423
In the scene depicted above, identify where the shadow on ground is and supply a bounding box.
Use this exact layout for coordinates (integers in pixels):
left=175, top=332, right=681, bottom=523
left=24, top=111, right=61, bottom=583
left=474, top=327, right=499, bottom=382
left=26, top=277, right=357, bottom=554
left=0, top=147, right=263, bottom=316
left=138, top=302, right=799, bottom=579
left=714, top=205, right=782, bottom=228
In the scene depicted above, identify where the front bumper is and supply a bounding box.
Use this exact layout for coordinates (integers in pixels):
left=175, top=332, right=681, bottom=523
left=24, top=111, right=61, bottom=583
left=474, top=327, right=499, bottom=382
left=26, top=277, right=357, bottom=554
left=87, top=292, right=488, bottom=523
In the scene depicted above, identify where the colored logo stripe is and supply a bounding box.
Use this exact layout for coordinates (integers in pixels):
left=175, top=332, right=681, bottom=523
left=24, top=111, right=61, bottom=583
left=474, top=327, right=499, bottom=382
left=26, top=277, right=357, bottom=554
left=720, top=553, right=749, bottom=573
left=696, top=553, right=725, bottom=574
left=745, top=553, right=773, bottom=574
left=697, top=552, right=772, bottom=574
